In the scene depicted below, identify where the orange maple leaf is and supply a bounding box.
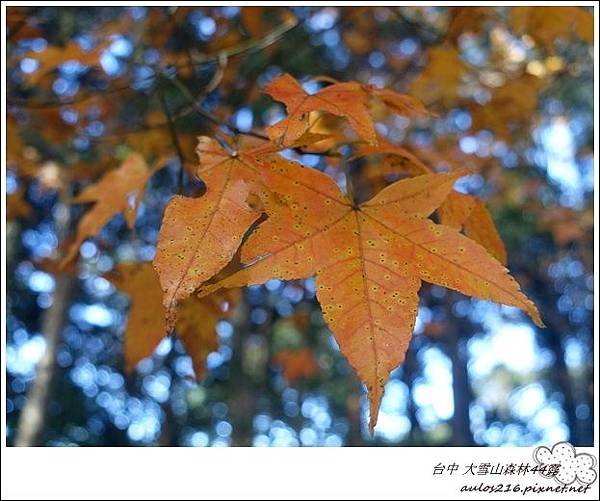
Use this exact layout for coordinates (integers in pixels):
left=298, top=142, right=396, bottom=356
left=108, top=262, right=237, bottom=377
left=198, top=158, right=542, bottom=431
left=438, top=191, right=507, bottom=265
left=61, top=153, right=165, bottom=267
left=153, top=135, right=357, bottom=331
left=265, top=73, right=431, bottom=148
left=152, top=137, right=274, bottom=332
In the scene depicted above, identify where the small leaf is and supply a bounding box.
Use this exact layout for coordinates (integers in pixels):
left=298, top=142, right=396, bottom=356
left=463, top=198, right=508, bottom=265
left=264, top=74, right=431, bottom=148
left=108, top=262, right=237, bottom=378
left=107, top=262, right=166, bottom=373
left=438, top=192, right=507, bottom=265
left=265, top=73, right=376, bottom=147
left=61, top=153, right=164, bottom=268
left=177, top=289, right=239, bottom=378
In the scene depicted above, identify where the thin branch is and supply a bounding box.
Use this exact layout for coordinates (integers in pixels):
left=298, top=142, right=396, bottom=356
left=174, top=17, right=298, bottom=71
left=94, top=54, right=226, bottom=140
left=164, top=73, right=342, bottom=158
left=8, top=78, right=150, bottom=110
left=163, top=72, right=258, bottom=136
left=8, top=18, right=298, bottom=110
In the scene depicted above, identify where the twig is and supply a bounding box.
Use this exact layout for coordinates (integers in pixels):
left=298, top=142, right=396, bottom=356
left=8, top=18, right=298, bottom=110
left=164, top=72, right=342, bottom=158
left=174, top=17, right=298, bottom=71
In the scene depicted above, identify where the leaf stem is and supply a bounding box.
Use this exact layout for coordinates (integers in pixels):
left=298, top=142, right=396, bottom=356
left=343, top=162, right=357, bottom=207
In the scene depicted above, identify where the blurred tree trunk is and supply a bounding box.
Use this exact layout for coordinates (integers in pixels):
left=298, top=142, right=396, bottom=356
left=158, top=341, right=179, bottom=446
left=522, top=264, right=583, bottom=445
left=228, top=301, right=255, bottom=446
left=400, top=344, right=423, bottom=445
left=443, top=317, right=475, bottom=446
left=581, top=364, right=594, bottom=445
left=345, top=394, right=364, bottom=446
left=14, top=189, right=75, bottom=447
left=542, top=323, right=580, bottom=444
left=14, top=274, right=75, bottom=446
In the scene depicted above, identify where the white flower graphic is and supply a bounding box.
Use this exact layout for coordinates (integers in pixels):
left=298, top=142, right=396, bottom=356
left=534, top=441, right=597, bottom=486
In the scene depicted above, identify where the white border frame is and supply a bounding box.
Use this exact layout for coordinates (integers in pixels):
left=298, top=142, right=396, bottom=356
left=1, top=2, right=598, bottom=499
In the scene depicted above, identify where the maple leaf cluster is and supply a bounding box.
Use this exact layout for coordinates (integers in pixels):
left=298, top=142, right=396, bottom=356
left=52, top=74, right=541, bottom=430
left=60, top=73, right=542, bottom=431
left=6, top=6, right=594, bottom=450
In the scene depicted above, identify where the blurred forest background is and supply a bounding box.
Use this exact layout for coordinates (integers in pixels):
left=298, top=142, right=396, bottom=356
left=5, top=5, right=595, bottom=446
